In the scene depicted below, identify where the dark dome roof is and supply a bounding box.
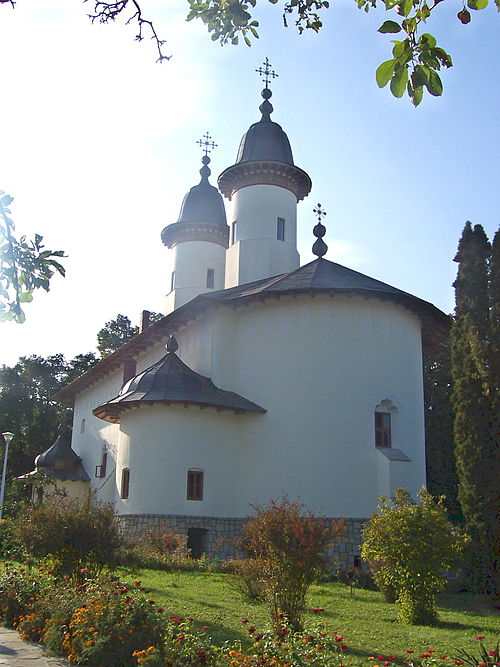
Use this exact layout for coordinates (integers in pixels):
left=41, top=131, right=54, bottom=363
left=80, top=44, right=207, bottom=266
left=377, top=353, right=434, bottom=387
left=34, top=428, right=90, bottom=482
left=177, top=172, right=227, bottom=226
left=236, top=119, right=294, bottom=165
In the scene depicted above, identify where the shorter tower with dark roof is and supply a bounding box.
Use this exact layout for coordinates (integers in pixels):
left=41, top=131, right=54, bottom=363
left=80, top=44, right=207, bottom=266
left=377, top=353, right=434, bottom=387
left=161, top=133, right=229, bottom=314
left=219, top=59, right=311, bottom=288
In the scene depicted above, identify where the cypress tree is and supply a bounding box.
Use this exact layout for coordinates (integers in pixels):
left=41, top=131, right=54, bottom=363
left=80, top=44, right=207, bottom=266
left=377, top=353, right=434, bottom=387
left=451, top=222, right=496, bottom=593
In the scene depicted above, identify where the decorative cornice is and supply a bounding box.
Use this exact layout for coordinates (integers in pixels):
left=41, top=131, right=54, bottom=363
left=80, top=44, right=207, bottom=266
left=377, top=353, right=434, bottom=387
left=218, top=160, right=312, bottom=201
left=161, top=221, right=229, bottom=249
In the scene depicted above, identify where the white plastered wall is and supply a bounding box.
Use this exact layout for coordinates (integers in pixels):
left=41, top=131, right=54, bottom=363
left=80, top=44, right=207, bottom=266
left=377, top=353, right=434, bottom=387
left=225, top=185, right=300, bottom=287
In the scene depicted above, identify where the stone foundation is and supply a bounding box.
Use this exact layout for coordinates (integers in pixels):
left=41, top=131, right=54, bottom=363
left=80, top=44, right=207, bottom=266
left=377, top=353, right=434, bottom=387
left=117, top=514, right=367, bottom=568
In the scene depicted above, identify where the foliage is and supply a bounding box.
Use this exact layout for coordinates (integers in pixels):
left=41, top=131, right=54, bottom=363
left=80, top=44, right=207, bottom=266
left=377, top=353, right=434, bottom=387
left=11, top=492, right=122, bottom=576
left=238, top=497, right=344, bottom=633
left=361, top=487, right=467, bottom=625
left=0, top=564, right=50, bottom=627
left=450, top=222, right=499, bottom=595
left=0, top=191, right=66, bottom=323
left=0, top=352, right=97, bottom=483
left=184, top=0, right=498, bottom=105
left=423, top=343, right=461, bottom=520
left=96, top=311, right=163, bottom=357
left=333, top=565, right=377, bottom=594
left=454, top=637, right=500, bottom=667
left=120, top=527, right=191, bottom=571
left=226, top=558, right=265, bottom=600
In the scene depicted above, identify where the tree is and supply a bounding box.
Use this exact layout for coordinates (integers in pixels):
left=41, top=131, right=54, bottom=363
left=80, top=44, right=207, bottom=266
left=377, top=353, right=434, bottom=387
left=450, top=221, right=498, bottom=594
left=423, top=343, right=461, bottom=519
left=361, top=487, right=467, bottom=625
left=0, top=191, right=66, bottom=323
left=96, top=311, right=163, bottom=357
left=3, top=2, right=496, bottom=105
left=0, top=353, right=98, bottom=483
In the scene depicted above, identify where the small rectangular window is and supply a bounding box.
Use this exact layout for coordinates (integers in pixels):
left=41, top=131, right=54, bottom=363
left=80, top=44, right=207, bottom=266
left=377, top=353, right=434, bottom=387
left=231, top=221, right=237, bottom=245
left=121, top=468, right=130, bottom=499
left=277, top=217, right=285, bottom=241
left=170, top=271, right=176, bottom=291
left=375, top=412, right=391, bottom=448
left=187, top=470, right=204, bottom=501
left=206, top=268, right=215, bottom=289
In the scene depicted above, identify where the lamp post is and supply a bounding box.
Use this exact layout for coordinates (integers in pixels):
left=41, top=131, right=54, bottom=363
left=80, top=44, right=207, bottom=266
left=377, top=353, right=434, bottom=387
left=0, top=432, right=14, bottom=520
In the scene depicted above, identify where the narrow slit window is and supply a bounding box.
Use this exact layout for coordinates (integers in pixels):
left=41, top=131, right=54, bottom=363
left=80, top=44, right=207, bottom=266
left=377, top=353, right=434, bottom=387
left=121, top=468, right=130, bottom=499
left=206, top=268, right=215, bottom=289
left=231, top=221, right=237, bottom=245
left=187, top=470, right=204, bottom=501
left=375, top=412, right=391, bottom=448
left=277, top=217, right=285, bottom=241
left=170, top=271, right=176, bottom=292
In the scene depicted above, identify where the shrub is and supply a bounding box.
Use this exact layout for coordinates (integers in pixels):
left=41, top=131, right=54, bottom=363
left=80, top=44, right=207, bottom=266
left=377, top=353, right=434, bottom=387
left=11, top=492, right=122, bottom=577
left=237, top=497, right=344, bottom=634
left=121, top=527, right=190, bottom=571
left=226, top=558, right=265, bottom=600
left=361, top=487, right=468, bottom=625
left=0, top=564, right=50, bottom=627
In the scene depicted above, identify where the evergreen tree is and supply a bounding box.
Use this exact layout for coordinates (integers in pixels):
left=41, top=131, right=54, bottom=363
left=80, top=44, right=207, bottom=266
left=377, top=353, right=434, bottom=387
left=424, top=343, right=460, bottom=520
left=451, top=221, right=497, bottom=594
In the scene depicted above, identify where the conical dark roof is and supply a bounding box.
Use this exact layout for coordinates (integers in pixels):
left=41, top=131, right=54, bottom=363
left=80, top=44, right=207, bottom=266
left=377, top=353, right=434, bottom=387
left=35, top=428, right=90, bottom=482
left=161, top=156, right=228, bottom=249
left=236, top=119, right=294, bottom=165
left=93, top=337, right=266, bottom=424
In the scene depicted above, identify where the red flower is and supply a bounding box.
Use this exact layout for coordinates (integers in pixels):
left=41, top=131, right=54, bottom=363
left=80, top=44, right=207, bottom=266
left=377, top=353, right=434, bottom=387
left=312, top=607, right=325, bottom=613
left=341, top=644, right=349, bottom=651
left=455, top=661, right=464, bottom=665
left=390, top=657, right=398, bottom=660
left=241, top=618, right=249, bottom=624
left=247, top=626, right=256, bottom=633
left=488, top=651, right=498, bottom=657
left=134, top=581, right=141, bottom=587
left=157, top=607, right=164, bottom=613
left=439, top=656, right=448, bottom=660
left=475, top=636, right=485, bottom=641
left=254, top=634, right=263, bottom=642
left=478, top=663, right=488, bottom=666
left=406, top=651, right=414, bottom=654
left=383, top=661, right=392, bottom=665
left=378, top=657, right=386, bottom=661
left=335, top=636, right=344, bottom=642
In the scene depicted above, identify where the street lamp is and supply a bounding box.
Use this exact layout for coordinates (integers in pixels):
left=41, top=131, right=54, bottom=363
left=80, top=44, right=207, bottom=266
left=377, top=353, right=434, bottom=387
left=0, top=432, right=14, bottom=521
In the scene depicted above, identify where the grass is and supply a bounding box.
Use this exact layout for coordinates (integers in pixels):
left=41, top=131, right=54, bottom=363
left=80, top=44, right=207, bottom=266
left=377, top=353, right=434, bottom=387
left=119, top=567, right=500, bottom=660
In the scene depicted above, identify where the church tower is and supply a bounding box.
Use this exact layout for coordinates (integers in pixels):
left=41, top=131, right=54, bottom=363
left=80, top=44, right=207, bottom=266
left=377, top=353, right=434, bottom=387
left=218, top=59, right=312, bottom=288
left=161, top=134, right=229, bottom=315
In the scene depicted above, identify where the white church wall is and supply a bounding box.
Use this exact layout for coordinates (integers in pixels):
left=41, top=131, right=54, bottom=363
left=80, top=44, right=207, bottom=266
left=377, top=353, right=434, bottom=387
left=225, top=185, right=300, bottom=287
left=165, top=241, right=226, bottom=315
left=114, top=404, right=244, bottom=516
left=202, top=294, right=426, bottom=518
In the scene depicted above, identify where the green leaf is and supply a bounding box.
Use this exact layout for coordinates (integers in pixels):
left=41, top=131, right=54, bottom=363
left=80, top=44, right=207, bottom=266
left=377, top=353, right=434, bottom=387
left=467, top=0, right=488, bottom=8
left=420, top=32, right=437, bottom=47
left=410, top=84, right=424, bottom=106
left=399, top=0, right=413, bottom=16
left=426, top=69, right=443, bottom=96
left=19, top=291, right=33, bottom=303
left=376, top=59, right=396, bottom=87
left=390, top=65, right=409, bottom=97
left=411, top=64, right=428, bottom=86
left=378, top=20, right=402, bottom=32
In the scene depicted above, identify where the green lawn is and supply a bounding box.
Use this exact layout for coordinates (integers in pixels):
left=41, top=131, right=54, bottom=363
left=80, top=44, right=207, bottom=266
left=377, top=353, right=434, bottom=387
left=122, top=568, right=499, bottom=660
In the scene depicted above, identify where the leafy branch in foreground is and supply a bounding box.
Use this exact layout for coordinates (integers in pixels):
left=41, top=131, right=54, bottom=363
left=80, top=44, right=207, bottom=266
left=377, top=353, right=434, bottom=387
left=0, top=191, right=66, bottom=323
left=85, top=0, right=171, bottom=62
left=186, top=0, right=498, bottom=105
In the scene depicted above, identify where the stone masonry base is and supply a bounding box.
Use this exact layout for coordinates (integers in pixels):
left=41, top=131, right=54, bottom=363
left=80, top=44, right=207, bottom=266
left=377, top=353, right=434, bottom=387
left=117, top=514, right=367, bottom=569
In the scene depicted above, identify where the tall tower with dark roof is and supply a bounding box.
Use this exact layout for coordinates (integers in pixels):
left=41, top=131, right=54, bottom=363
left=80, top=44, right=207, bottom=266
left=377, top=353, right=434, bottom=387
left=161, top=134, right=229, bottom=314
left=218, top=59, right=312, bottom=288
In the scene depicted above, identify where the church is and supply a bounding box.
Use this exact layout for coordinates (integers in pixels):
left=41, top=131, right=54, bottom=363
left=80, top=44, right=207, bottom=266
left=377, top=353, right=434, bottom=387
left=45, top=60, right=448, bottom=564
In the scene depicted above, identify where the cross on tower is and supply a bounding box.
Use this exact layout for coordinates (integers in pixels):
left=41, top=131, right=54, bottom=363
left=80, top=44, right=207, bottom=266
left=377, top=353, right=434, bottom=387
left=313, top=203, right=327, bottom=224
left=256, top=57, right=278, bottom=88
left=196, top=132, right=217, bottom=156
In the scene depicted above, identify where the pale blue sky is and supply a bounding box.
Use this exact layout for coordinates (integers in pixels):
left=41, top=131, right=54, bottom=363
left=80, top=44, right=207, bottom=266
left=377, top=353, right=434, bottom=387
left=0, top=0, right=498, bottom=366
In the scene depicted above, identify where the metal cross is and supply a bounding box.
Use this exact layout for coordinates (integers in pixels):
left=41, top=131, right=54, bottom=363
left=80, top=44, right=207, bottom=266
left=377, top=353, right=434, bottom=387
left=256, top=57, right=278, bottom=88
left=313, top=203, right=327, bottom=223
left=196, top=132, right=217, bottom=156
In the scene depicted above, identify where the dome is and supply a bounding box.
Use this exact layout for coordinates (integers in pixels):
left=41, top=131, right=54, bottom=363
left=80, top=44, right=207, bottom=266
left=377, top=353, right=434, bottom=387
left=236, top=119, right=294, bottom=165
left=176, top=178, right=227, bottom=225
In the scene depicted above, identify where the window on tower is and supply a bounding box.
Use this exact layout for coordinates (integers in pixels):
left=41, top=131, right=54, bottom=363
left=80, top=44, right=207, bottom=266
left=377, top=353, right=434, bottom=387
left=231, top=221, right=237, bottom=245
left=375, top=412, right=391, bottom=448
left=277, top=217, right=285, bottom=241
left=121, top=468, right=130, bottom=499
left=206, top=268, right=215, bottom=289
left=187, top=469, right=204, bottom=500
left=170, top=271, right=176, bottom=292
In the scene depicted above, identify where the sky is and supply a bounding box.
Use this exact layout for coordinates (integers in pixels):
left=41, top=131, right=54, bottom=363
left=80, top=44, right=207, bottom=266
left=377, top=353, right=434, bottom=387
left=0, top=0, right=498, bottom=367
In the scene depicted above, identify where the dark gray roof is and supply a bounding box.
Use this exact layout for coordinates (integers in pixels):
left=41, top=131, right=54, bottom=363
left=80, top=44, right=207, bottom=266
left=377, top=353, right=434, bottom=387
left=93, top=340, right=266, bottom=424
left=53, top=259, right=449, bottom=403
left=34, top=429, right=90, bottom=482
left=236, top=119, right=294, bottom=165
left=200, top=258, right=450, bottom=347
